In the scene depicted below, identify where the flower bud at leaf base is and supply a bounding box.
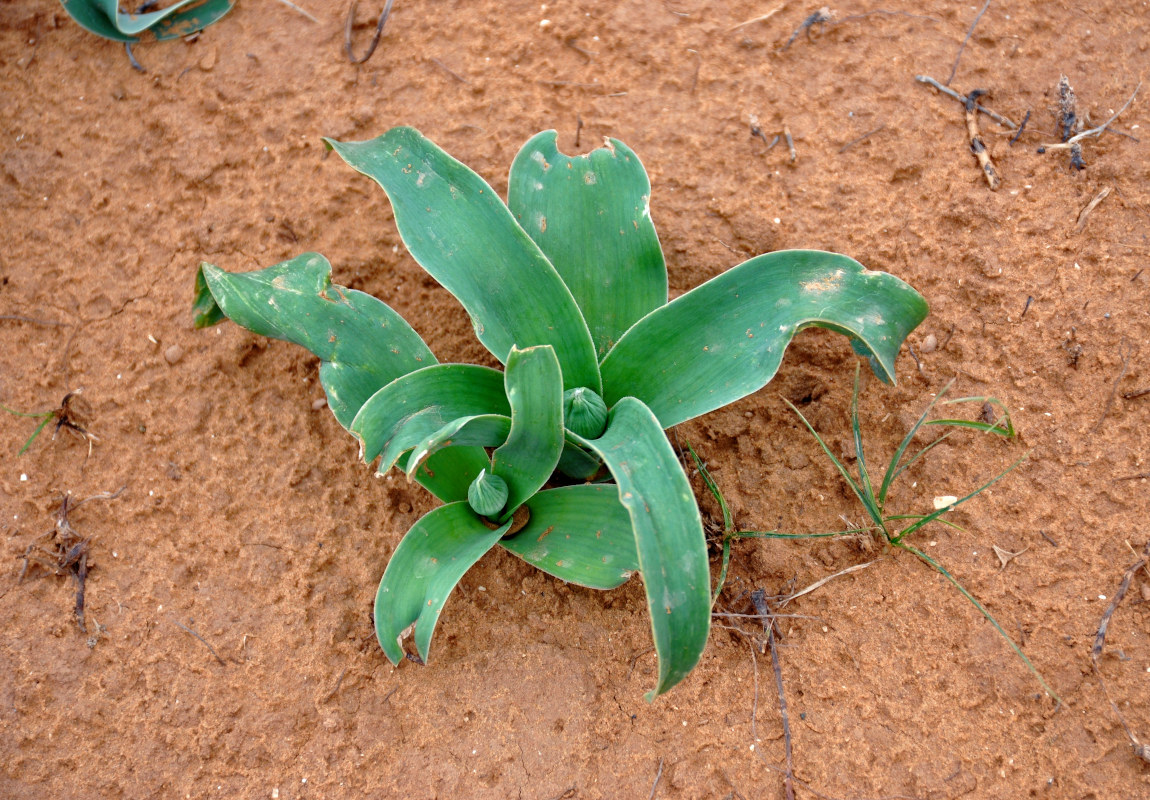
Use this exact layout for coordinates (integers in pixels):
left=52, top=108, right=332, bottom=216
left=563, top=387, right=609, bottom=439
left=467, top=468, right=509, bottom=518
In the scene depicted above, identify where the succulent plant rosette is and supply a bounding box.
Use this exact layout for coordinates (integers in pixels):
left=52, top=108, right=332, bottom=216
left=193, top=127, right=927, bottom=697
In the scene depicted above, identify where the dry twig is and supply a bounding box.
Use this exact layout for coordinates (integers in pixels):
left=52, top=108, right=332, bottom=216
left=1091, top=339, right=1131, bottom=433
left=172, top=618, right=228, bottom=666
left=273, top=0, right=319, bottom=22
left=992, top=544, right=1029, bottom=570
left=1075, top=186, right=1112, bottom=234
left=1091, top=541, right=1150, bottom=763
left=946, top=0, right=991, bottom=85
left=915, top=75, right=1017, bottom=129
left=345, top=0, right=395, bottom=65
left=751, top=589, right=795, bottom=800
left=1040, top=80, right=1142, bottom=168
left=648, top=757, right=665, bottom=800
left=839, top=124, right=885, bottom=153
left=20, top=486, right=125, bottom=634
left=965, top=89, right=1001, bottom=189
left=777, top=561, right=875, bottom=608
left=729, top=3, right=785, bottom=32
left=782, top=7, right=832, bottom=51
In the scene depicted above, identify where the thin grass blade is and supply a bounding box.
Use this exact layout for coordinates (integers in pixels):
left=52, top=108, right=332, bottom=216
left=896, top=452, right=1029, bottom=541
left=930, top=396, right=1016, bottom=437
left=685, top=442, right=732, bottom=533
left=877, top=379, right=954, bottom=507
left=850, top=365, right=875, bottom=505
left=899, top=542, right=1060, bottom=702
left=888, top=431, right=955, bottom=487
left=786, top=399, right=884, bottom=530
left=18, top=414, right=54, bottom=456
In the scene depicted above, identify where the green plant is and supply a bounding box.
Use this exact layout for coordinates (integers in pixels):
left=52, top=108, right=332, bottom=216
left=192, top=126, right=928, bottom=697
left=61, top=0, right=233, bottom=43
left=1, top=403, right=57, bottom=455
left=785, top=370, right=1059, bottom=701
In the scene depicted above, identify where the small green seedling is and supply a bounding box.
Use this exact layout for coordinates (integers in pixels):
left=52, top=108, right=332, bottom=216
left=786, top=370, right=1060, bottom=702
left=1, top=403, right=57, bottom=455
left=192, top=127, right=927, bottom=697
left=61, top=0, right=233, bottom=43
left=1, top=391, right=95, bottom=456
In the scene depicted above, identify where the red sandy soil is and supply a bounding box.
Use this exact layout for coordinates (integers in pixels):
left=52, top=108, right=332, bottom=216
left=2, top=1, right=1148, bottom=797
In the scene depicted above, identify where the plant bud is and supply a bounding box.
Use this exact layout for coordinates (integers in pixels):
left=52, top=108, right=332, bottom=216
left=467, top=468, right=508, bottom=518
left=563, top=387, right=609, bottom=439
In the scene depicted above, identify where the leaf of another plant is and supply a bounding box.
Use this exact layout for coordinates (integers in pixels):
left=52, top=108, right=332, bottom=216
left=60, top=0, right=143, bottom=41
left=600, top=250, right=929, bottom=428
left=572, top=397, right=710, bottom=698
left=500, top=485, right=639, bottom=589
left=326, top=128, right=601, bottom=393
left=61, top=0, right=233, bottom=42
left=491, top=345, right=565, bottom=518
left=351, top=363, right=509, bottom=475
left=194, top=255, right=435, bottom=429
left=150, top=0, right=234, bottom=40
left=508, top=131, right=667, bottom=359
left=374, top=502, right=508, bottom=664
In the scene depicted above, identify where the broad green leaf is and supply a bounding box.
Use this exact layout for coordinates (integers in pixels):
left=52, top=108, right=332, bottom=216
left=92, top=0, right=200, bottom=34
left=500, top=485, right=639, bottom=589
left=61, top=0, right=233, bottom=42
left=374, top=502, right=508, bottom=664
left=599, top=251, right=929, bottom=428
left=195, top=255, right=488, bottom=504
left=405, top=447, right=492, bottom=506
left=557, top=438, right=602, bottom=480
left=571, top=397, right=710, bottom=698
left=491, top=346, right=564, bottom=517
left=508, top=131, right=667, bottom=359
left=194, top=255, right=435, bottom=429
left=404, top=414, right=512, bottom=480
left=151, top=0, right=233, bottom=40
left=325, top=128, right=601, bottom=393
left=61, top=0, right=143, bottom=41
left=351, top=364, right=509, bottom=475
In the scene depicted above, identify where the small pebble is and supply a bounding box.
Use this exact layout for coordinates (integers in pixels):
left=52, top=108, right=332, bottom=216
left=164, top=344, right=184, bottom=364
left=311, top=397, right=328, bottom=411
left=920, top=333, right=938, bottom=353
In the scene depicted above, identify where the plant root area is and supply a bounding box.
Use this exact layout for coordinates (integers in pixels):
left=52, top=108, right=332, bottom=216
left=2, top=1, right=1148, bottom=797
